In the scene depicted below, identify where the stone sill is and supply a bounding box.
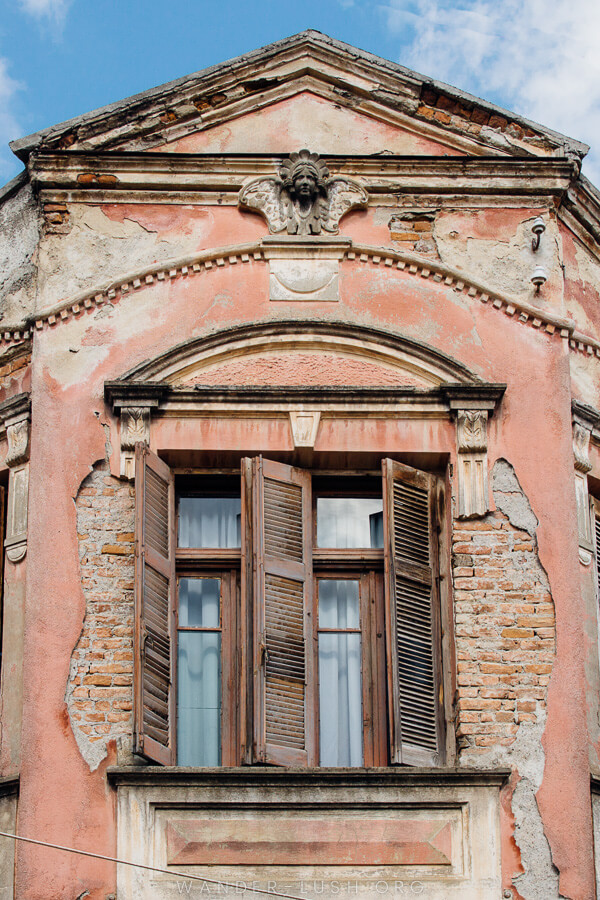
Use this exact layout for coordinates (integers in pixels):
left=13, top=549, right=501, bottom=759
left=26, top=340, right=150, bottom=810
left=106, top=765, right=510, bottom=789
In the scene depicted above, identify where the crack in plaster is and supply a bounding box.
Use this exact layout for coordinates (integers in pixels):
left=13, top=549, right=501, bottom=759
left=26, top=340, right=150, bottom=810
left=485, top=459, right=560, bottom=899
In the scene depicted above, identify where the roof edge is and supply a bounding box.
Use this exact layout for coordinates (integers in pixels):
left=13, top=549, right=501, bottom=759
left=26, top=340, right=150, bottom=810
left=9, top=30, right=589, bottom=162
left=0, top=169, right=28, bottom=204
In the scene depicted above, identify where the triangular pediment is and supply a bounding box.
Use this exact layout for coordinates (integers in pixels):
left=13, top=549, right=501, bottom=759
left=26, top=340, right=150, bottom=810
left=153, top=90, right=464, bottom=157
left=10, top=31, right=587, bottom=164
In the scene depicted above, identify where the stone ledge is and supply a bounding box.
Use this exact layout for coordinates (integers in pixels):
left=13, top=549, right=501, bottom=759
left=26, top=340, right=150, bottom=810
left=106, top=764, right=510, bottom=789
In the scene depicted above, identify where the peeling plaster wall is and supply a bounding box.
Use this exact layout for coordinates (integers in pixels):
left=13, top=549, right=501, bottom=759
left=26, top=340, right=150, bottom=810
left=67, top=460, right=135, bottom=771
left=455, top=460, right=560, bottom=899
left=0, top=181, right=38, bottom=324
left=37, top=203, right=213, bottom=310
left=434, top=209, right=563, bottom=312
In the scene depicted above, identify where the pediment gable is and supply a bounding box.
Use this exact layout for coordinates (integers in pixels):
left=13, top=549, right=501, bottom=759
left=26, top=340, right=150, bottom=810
left=10, top=31, right=587, bottom=165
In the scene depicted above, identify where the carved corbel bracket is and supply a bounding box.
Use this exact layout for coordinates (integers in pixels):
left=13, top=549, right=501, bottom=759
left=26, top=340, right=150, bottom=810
left=105, top=381, right=168, bottom=481
left=120, top=407, right=151, bottom=480
left=455, top=409, right=489, bottom=518
left=573, top=421, right=592, bottom=474
left=440, top=385, right=504, bottom=520
left=0, top=393, right=31, bottom=564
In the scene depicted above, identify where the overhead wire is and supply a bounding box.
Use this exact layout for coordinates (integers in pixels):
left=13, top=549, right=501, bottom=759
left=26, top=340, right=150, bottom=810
left=0, top=830, right=307, bottom=899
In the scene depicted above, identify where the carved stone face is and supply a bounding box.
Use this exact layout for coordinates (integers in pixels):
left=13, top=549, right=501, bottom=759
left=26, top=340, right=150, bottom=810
left=292, top=166, right=318, bottom=200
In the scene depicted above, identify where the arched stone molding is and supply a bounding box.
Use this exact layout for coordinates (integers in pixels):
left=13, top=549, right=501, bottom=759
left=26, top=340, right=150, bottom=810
left=2, top=239, right=592, bottom=355
left=105, top=321, right=505, bottom=512
left=120, top=319, right=481, bottom=389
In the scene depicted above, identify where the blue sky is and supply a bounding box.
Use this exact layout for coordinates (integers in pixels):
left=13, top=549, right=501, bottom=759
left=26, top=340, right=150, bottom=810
left=2, top=0, right=599, bottom=186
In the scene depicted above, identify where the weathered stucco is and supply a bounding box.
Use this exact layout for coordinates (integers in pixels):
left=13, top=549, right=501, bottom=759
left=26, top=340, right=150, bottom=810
left=1, top=29, right=600, bottom=900
left=0, top=181, right=38, bottom=324
left=454, top=459, right=559, bottom=899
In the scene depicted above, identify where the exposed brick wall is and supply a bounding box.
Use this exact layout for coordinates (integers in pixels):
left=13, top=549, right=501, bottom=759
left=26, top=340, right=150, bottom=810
left=416, top=85, right=550, bottom=150
left=453, top=513, right=556, bottom=763
left=389, top=211, right=438, bottom=256
left=67, top=461, right=135, bottom=769
left=42, top=202, right=70, bottom=235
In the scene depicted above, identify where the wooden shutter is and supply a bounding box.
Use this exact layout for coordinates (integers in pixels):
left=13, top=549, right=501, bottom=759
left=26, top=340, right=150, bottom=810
left=134, top=443, right=176, bottom=765
left=251, top=457, right=314, bottom=766
left=382, top=459, right=444, bottom=766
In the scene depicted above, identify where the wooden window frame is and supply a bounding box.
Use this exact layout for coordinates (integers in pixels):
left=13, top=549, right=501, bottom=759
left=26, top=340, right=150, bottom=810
left=174, top=569, right=241, bottom=766
left=313, top=570, right=387, bottom=767
left=135, top=451, right=450, bottom=768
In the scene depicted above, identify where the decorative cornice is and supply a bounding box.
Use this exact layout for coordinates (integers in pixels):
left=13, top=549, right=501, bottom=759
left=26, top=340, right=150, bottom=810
left=105, top=382, right=169, bottom=409
left=440, top=384, right=505, bottom=411
left=572, top=399, right=600, bottom=432
left=30, top=152, right=574, bottom=202
left=104, top=380, right=504, bottom=421
left=1, top=240, right=588, bottom=356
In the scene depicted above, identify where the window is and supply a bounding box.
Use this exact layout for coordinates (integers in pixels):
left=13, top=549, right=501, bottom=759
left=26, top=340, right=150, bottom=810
left=133, top=447, right=447, bottom=768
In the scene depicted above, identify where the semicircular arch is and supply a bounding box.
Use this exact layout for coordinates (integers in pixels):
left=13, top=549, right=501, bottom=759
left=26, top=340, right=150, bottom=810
left=122, top=320, right=481, bottom=389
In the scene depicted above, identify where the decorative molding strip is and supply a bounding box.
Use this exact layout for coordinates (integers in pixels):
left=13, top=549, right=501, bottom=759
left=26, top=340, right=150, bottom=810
left=3, top=239, right=600, bottom=358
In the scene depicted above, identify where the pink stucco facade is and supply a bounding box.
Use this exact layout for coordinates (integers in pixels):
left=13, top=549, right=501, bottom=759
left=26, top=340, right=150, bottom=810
left=2, top=30, right=600, bottom=900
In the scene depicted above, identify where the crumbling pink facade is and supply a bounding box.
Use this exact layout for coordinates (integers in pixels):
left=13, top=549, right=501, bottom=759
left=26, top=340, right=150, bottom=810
left=1, top=30, right=600, bottom=900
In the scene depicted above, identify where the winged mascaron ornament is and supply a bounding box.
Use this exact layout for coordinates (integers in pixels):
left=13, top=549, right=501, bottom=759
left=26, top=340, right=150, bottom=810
left=239, top=150, right=368, bottom=235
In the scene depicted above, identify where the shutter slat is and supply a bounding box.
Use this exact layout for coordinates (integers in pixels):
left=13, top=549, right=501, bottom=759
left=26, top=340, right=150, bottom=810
left=134, top=444, right=176, bottom=766
left=383, top=459, right=444, bottom=767
left=252, top=459, right=314, bottom=766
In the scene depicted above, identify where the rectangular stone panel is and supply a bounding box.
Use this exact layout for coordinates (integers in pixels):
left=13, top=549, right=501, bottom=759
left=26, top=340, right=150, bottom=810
left=166, top=814, right=453, bottom=866
left=113, top=770, right=504, bottom=900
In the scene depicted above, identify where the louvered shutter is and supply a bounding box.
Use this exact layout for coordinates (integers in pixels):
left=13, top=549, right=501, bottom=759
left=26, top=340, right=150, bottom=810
left=251, top=457, right=314, bottom=766
left=134, top=443, right=176, bottom=765
left=382, top=459, right=444, bottom=766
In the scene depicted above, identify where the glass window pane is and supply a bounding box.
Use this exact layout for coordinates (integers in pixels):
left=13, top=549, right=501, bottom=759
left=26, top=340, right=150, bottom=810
left=177, top=631, right=221, bottom=766
left=317, top=498, right=383, bottom=548
left=179, top=578, right=220, bottom=628
left=319, top=580, right=360, bottom=629
left=319, top=633, right=362, bottom=766
left=178, top=496, right=241, bottom=548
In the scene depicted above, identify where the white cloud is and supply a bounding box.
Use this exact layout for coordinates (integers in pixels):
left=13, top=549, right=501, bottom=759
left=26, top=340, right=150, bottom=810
left=19, top=0, right=72, bottom=26
left=382, top=0, right=600, bottom=184
left=0, top=58, right=23, bottom=179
